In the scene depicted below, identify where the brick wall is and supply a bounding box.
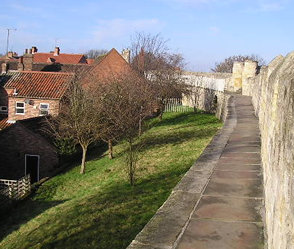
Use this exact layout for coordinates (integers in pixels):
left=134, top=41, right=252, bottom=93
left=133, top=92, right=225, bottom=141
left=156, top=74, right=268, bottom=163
left=8, top=97, right=60, bottom=122
left=0, top=123, right=58, bottom=180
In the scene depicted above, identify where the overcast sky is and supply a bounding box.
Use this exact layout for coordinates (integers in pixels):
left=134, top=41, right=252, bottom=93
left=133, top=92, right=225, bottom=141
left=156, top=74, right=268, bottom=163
left=0, top=0, right=293, bottom=71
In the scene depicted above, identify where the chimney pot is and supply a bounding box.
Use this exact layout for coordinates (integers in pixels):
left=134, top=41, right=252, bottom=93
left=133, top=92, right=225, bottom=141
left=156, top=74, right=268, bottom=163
left=54, top=47, right=60, bottom=56
left=31, top=46, right=38, bottom=54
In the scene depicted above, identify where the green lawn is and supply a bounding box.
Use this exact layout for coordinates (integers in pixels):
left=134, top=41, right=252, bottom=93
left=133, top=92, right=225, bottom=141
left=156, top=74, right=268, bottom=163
left=0, top=112, right=222, bottom=249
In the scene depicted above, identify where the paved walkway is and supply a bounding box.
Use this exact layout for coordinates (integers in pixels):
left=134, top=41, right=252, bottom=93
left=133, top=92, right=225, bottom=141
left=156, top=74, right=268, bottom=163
left=176, top=95, right=264, bottom=249
left=128, top=95, right=264, bottom=249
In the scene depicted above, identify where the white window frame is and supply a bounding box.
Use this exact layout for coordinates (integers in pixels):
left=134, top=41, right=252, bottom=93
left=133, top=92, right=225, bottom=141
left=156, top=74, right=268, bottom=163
left=25, top=154, right=40, bottom=182
left=15, top=101, right=25, bottom=115
left=39, top=103, right=50, bottom=116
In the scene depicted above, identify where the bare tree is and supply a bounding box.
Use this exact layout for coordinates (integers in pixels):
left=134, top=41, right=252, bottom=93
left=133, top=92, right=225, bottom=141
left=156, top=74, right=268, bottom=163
left=100, top=73, right=154, bottom=185
left=85, top=49, right=108, bottom=59
left=46, top=72, right=106, bottom=174
left=129, top=32, right=189, bottom=120
left=211, top=54, right=265, bottom=73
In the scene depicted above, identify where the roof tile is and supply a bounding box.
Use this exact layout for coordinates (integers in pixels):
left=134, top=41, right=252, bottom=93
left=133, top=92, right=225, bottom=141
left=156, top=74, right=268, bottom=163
left=33, top=53, right=88, bottom=64
left=3, top=71, right=73, bottom=99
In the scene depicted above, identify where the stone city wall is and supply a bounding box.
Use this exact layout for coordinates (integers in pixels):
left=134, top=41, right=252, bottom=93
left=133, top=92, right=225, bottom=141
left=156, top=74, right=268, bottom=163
left=182, top=71, right=232, bottom=121
left=244, top=52, right=294, bottom=249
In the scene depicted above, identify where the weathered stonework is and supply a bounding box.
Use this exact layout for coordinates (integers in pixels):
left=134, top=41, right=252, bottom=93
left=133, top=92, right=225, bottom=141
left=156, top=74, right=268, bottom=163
left=245, top=52, right=294, bottom=249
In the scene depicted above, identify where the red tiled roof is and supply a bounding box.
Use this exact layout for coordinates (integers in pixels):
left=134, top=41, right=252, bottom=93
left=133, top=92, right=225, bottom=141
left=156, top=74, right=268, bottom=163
left=33, top=53, right=88, bottom=64
left=0, top=118, right=11, bottom=130
left=86, top=59, right=95, bottom=64
left=4, top=71, right=74, bottom=99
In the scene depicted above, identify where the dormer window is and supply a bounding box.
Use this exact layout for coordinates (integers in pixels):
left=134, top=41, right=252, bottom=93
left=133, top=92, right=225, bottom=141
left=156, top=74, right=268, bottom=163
left=39, top=103, right=49, bottom=116
left=16, top=102, right=25, bottom=115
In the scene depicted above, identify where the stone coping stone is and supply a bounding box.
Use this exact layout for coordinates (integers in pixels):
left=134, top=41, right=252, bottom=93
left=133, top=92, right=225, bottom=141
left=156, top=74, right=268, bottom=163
left=127, top=95, right=237, bottom=249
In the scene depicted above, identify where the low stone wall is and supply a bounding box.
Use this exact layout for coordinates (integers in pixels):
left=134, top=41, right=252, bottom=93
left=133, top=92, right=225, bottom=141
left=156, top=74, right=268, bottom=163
left=182, top=87, right=230, bottom=122
left=245, top=52, right=294, bottom=249
left=127, top=95, right=235, bottom=249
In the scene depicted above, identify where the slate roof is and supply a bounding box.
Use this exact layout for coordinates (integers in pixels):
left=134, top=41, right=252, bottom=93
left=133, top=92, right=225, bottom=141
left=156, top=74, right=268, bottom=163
left=33, top=53, right=88, bottom=64
left=3, top=71, right=74, bottom=99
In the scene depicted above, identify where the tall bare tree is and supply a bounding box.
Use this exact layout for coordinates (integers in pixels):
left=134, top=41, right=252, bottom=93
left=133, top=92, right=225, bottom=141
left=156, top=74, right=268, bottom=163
left=46, top=72, right=107, bottom=174
left=99, top=73, right=154, bottom=185
left=129, top=32, right=189, bottom=120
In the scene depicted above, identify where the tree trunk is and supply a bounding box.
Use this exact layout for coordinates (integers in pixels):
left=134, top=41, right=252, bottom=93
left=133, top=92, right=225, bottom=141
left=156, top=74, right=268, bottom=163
left=108, top=139, right=113, bottom=159
left=158, top=100, right=164, bottom=121
left=80, top=145, right=87, bottom=174
left=128, top=140, right=135, bottom=186
left=159, top=110, right=163, bottom=121
left=138, top=115, right=142, bottom=136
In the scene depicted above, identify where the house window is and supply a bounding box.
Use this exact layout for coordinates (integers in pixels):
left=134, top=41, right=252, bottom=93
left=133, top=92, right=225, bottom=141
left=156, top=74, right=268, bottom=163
left=16, top=102, right=25, bottom=115
left=39, top=103, right=49, bottom=116
left=0, top=106, right=7, bottom=113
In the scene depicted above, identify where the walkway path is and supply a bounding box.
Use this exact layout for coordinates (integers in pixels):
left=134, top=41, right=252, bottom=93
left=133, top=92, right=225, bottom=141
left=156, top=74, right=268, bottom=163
left=176, top=95, right=264, bottom=249
left=128, top=95, right=264, bottom=249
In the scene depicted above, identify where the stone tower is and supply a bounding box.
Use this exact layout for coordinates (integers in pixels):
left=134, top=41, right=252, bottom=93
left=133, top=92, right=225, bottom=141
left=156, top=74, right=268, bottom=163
left=121, top=49, right=130, bottom=63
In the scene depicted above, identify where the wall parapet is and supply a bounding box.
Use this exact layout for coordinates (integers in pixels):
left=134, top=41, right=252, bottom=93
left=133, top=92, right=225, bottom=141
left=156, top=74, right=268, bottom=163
left=245, top=51, right=294, bottom=249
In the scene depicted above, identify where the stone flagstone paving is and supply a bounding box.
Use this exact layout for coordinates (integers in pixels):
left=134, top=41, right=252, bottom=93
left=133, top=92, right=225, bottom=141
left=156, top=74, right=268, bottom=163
left=128, top=95, right=264, bottom=249
left=176, top=95, right=264, bottom=249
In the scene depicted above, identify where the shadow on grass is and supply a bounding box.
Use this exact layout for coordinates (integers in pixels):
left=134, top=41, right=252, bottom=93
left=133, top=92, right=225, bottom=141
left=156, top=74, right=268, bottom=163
left=148, top=112, right=219, bottom=129
left=55, top=142, right=109, bottom=176
left=0, top=198, right=66, bottom=242
left=137, top=126, right=219, bottom=153
left=1, top=169, right=186, bottom=249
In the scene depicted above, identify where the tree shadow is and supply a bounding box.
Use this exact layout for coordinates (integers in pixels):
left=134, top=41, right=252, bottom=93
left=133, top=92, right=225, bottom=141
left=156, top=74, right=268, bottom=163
left=137, top=126, right=218, bottom=153
left=54, top=142, right=109, bottom=175
left=6, top=169, right=186, bottom=249
left=0, top=198, right=66, bottom=242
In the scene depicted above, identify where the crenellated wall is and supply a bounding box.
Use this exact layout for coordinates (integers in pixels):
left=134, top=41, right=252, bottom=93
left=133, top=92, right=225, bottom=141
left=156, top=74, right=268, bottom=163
left=243, top=52, right=294, bottom=249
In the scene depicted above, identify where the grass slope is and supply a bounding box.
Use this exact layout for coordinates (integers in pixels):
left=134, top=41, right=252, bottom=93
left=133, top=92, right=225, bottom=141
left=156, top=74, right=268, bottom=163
left=0, top=112, right=222, bottom=249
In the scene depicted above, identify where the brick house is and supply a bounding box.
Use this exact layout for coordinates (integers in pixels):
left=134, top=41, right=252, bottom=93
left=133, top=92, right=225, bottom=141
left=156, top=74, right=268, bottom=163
left=0, top=46, right=93, bottom=74
left=0, top=117, right=58, bottom=182
left=0, top=48, right=132, bottom=182
left=1, top=71, right=73, bottom=123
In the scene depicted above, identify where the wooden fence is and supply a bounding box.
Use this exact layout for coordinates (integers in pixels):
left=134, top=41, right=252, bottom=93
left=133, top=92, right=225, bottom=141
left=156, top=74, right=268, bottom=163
left=0, top=174, right=31, bottom=201
left=164, top=98, right=191, bottom=112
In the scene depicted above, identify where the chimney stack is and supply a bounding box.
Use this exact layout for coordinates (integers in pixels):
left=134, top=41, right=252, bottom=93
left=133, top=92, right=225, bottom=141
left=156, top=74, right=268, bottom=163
left=7, top=52, right=14, bottom=58
left=18, top=57, right=24, bottom=71
left=23, top=54, right=33, bottom=71
left=1, top=63, right=7, bottom=74
left=54, top=47, right=60, bottom=56
left=31, top=46, right=38, bottom=54
left=121, top=49, right=130, bottom=63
